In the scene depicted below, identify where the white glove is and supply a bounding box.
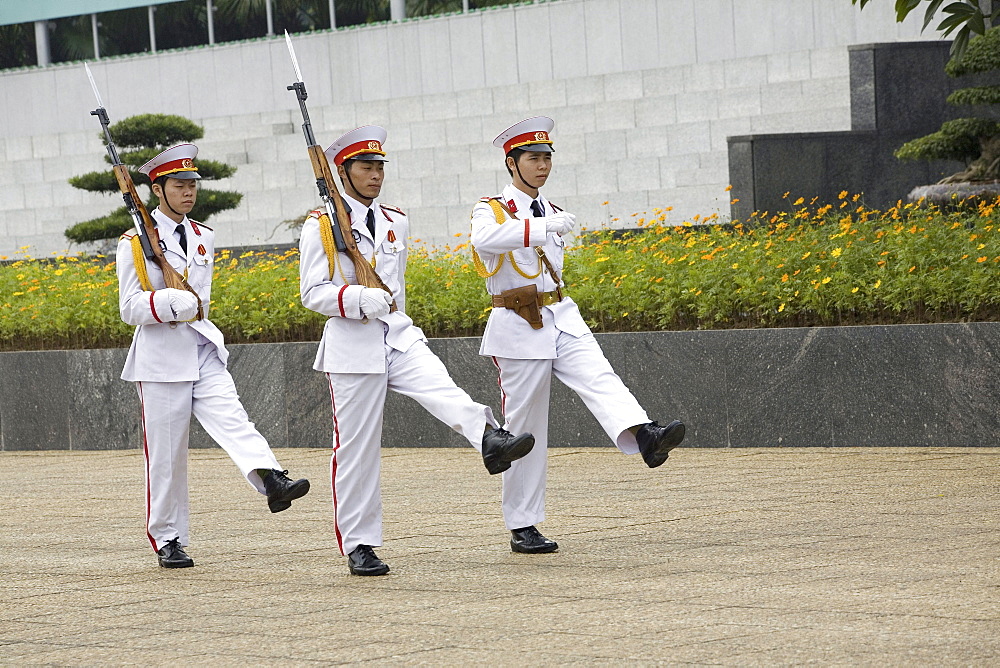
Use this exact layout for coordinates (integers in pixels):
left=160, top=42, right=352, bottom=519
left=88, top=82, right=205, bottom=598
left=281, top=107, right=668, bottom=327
left=359, top=288, right=393, bottom=319
left=162, top=288, right=199, bottom=321
left=544, top=211, right=576, bottom=236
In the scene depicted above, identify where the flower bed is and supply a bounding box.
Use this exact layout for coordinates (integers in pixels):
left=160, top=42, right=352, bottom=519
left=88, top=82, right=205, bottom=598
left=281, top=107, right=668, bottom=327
left=3, top=194, right=1000, bottom=351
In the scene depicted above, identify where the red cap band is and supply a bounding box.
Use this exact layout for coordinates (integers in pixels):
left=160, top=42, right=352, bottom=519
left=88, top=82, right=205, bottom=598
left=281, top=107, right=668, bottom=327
left=334, top=140, right=386, bottom=165
left=503, top=131, right=552, bottom=154
left=148, top=157, right=198, bottom=182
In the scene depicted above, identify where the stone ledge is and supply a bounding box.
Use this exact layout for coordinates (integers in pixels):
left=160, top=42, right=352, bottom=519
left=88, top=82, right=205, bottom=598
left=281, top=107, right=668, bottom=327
left=2, top=322, right=998, bottom=450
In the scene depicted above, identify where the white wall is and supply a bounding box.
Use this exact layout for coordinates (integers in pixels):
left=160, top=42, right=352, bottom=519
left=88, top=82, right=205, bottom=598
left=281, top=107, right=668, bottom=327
left=0, top=0, right=940, bottom=257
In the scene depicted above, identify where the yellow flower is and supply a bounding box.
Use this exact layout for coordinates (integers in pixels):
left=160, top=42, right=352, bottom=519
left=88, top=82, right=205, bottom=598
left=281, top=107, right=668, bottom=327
left=851, top=287, right=859, bottom=293
left=595, top=257, right=610, bottom=263
left=873, top=279, right=882, bottom=289
left=821, top=276, right=832, bottom=284
left=731, top=263, right=739, bottom=269
left=838, top=191, right=848, bottom=200
left=801, top=251, right=811, bottom=259
left=830, top=248, right=842, bottom=258
left=781, top=273, right=789, bottom=282
left=793, top=197, right=805, bottom=206
left=778, top=303, right=785, bottom=312
left=977, top=256, right=987, bottom=263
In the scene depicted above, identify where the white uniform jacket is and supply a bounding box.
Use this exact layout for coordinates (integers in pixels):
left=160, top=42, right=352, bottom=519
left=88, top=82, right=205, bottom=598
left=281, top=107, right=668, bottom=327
left=299, top=196, right=425, bottom=374
left=117, top=209, right=226, bottom=382
left=470, top=184, right=591, bottom=360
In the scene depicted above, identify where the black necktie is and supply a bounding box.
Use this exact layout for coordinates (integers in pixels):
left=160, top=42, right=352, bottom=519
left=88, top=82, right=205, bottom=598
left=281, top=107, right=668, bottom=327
left=366, top=208, right=376, bottom=238
left=175, top=224, right=187, bottom=254
left=531, top=200, right=544, bottom=218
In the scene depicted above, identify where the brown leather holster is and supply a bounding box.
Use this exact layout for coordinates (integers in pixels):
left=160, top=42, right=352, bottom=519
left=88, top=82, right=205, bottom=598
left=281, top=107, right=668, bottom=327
left=494, top=284, right=543, bottom=329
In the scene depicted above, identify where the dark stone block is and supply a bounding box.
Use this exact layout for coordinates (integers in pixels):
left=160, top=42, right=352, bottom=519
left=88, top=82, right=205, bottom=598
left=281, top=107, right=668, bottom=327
left=225, top=343, right=287, bottom=446
left=283, top=341, right=331, bottom=448
left=723, top=327, right=835, bottom=446
left=729, top=41, right=1000, bottom=220
left=68, top=348, right=137, bottom=450
left=0, top=350, right=70, bottom=450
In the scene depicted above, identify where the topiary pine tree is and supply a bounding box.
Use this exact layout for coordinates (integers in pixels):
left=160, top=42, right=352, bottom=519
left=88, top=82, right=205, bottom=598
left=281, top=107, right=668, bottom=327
left=894, top=27, right=1000, bottom=184
left=66, top=113, right=242, bottom=244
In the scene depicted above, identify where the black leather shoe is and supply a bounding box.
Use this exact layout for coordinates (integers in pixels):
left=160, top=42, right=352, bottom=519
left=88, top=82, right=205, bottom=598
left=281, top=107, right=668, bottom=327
left=636, top=420, right=686, bottom=469
left=348, top=545, right=390, bottom=576
left=510, top=526, right=558, bottom=554
left=262, top=469, right=310, bottom=513
left=156, top=537, right=194, bottom=568
left=482, top=428, right=535, bottom=475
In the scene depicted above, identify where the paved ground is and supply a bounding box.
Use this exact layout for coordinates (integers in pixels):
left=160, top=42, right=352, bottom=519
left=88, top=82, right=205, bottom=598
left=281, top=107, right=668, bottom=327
left=1, top=447, right=998, bottom=666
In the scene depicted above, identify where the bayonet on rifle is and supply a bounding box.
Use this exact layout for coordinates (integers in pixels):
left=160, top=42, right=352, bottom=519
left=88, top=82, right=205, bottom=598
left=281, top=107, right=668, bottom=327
left=283, top=31, right=392, bottom=296
left=84, top=63, right=203, bottom=319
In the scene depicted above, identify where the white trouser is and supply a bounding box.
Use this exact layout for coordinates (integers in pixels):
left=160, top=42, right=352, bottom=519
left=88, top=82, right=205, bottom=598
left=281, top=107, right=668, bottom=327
left=137, top=343, right=281, bottom=552
left=493, top=331, right=650, bottom=530
left=326, top=340, right=496, bottom=555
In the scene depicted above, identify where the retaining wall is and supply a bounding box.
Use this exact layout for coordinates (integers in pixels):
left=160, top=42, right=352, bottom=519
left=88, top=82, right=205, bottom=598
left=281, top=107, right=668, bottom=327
left=3, top=323, right=998, bottom=451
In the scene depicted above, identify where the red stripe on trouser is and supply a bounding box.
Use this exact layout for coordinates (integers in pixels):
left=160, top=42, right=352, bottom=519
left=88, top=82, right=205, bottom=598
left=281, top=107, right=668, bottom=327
left=138, top=383, right=157, bottom=552
left=327, top=375, right=345, bottom=554
left=523, top=220, right=530, bottom=247
left=491, top=356, right=506, bottom=417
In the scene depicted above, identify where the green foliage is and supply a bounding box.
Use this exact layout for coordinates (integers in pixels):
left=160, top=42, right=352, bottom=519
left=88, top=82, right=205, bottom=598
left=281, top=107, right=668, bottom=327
left=8, top=196, right=1000, bottom=351
left=853, top=0, right=1000, bottom=58
left=186, top=189, right=244, bottom=223
left=946, top=23, right=1000, bottom=76
left=64, top=209, right=135, bottom=244
left=947, top=86, right=1000, bottom=106
left=110, top=114, right=203, bottom=149
left=895, top=118, right=1000, bottom=162
left=68, top=170, right=123, bottom=193
left=68, top=113, right=241, bottom=243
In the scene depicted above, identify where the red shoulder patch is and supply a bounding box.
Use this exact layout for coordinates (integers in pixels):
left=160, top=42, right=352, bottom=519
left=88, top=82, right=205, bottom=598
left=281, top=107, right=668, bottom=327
left=120, top=232, right=136, bottom=241
left=380, top=204, right=405, bottom=215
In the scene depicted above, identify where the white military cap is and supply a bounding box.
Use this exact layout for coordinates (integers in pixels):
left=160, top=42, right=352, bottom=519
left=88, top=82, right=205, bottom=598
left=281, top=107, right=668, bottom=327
left=325, top=125, right=389, bottom=166
left=138, top=143, right=201, bottom=181
left=493, top=116, right=555, bottom=154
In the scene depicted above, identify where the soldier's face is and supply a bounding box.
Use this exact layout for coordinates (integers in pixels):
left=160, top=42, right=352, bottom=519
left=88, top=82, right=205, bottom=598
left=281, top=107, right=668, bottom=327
left=155, top=177, right=198, bottom=214
left=512, top=151, right=551, bottom=189
left=341, top=160, right=384, bottom=201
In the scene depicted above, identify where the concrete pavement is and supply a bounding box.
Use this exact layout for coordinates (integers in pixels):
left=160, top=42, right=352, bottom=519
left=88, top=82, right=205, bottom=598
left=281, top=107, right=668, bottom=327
left=2, top=447, right=998, bottom=665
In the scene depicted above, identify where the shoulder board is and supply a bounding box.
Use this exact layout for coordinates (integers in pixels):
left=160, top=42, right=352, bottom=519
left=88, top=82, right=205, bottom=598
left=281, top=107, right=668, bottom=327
left=308, top=208, right=324, bottom=218
left=120, top=232, right=136, bottom=241
left=479, top=196, right=503, bottom=203
left=189, top=219, right=212, bottom=231
left=549, top=202, right=563, bottom=213
left=380, top=204, right=405, bottom=215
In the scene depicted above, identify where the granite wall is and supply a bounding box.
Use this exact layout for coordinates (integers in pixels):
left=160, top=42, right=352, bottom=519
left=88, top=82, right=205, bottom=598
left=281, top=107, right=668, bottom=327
left=728, top=41, right=1000, bottom=221
left=3, top=323, right=999, bottom=451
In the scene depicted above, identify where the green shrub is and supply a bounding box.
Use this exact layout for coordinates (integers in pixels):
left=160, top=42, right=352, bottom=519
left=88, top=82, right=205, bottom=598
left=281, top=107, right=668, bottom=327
left=4, top=195, right=1000, bottom=351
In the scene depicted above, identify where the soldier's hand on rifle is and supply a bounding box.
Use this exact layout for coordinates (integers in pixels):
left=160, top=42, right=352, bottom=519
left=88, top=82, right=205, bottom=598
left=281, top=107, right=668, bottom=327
left=544, top=211, right=576, bottom=236
left=162, top=288, right=200, bottom=322
left=359, top=288, right=394, bottom=319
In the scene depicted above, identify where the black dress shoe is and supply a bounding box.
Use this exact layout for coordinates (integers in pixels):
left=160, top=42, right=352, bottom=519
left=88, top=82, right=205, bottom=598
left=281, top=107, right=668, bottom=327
left=510, top=526, right=558, bottom=554
left=482, top=428, right=535, bottom=475
left=348, top=545, right=390, bottom=576
left=156, top=537, right=194, bottom=568
left=636, top=420, right=686, bottom=469
left=262, top=469, right=310, bottom=513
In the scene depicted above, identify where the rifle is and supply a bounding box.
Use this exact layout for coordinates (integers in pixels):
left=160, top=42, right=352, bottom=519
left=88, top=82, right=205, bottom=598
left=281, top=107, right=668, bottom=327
left=84, top=63, right=203, bottom=321
left=283, top=31, right=393, bottom=298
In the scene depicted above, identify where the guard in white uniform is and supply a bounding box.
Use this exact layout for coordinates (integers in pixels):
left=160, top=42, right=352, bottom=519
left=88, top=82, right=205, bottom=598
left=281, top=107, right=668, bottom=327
left=470, top=117, right=687, bottom=554
left=116, top=144, right=310, bottom=569
left=298, top=126, right=535, bottom=576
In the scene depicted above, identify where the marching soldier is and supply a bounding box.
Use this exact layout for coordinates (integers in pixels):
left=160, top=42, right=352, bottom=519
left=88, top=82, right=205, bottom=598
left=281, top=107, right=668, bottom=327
left=470, top=117, right=686, bottom=554
left=298, top=126, right=535, bottom=576
left=116, top=144, right=310, bottom=569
